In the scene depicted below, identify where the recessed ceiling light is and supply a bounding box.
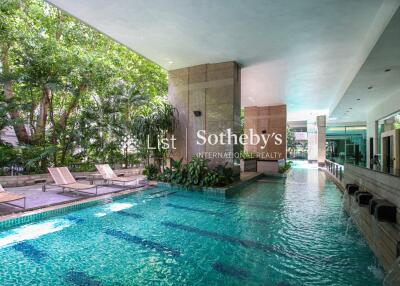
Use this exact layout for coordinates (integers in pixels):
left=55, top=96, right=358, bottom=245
left=385, top=68, right=391, bottom=72
left=368, top=86, right=373, bottom=90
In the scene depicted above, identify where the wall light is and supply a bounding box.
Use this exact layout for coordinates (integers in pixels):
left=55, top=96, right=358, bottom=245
left=193, top=111, right=202, bottom=117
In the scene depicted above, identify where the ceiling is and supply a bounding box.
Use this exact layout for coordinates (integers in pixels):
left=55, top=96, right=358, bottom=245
left=47, top=0, right=400, bottom=121
left=330, top=7, right=400, bottom=122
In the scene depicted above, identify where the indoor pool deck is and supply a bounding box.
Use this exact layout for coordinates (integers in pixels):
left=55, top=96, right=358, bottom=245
left=0, top=180, right=143, bottom=215
left=0, top=162, right=383, bottom=286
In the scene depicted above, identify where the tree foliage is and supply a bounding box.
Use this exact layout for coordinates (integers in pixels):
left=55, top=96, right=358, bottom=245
left=0, top=0, right=171, bottom=173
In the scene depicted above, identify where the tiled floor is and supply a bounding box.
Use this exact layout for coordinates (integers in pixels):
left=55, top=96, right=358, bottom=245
left=0, top=179, right=144, bottom=215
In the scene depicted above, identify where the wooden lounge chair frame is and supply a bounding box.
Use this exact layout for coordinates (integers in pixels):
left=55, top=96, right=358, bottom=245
left=0, top=184, right=26, bottom=209
left=47, top=167, right=98, bottom=195
left=95, top=164, right=143, bottom=186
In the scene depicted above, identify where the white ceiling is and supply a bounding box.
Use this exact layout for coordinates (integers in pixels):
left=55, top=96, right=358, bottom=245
left=47, top=0, right=400, bottom=121
left=330, top=7, right=400, bottom=122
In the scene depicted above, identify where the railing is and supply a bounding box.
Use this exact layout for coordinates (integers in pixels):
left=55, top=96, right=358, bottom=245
left=325, top=159, right=344, bottom=181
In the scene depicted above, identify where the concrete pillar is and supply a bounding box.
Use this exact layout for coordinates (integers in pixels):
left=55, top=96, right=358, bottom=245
left=317, top=115, right=326, bottom=166
left=307, top=120, right=317, bottom=162
left=243, top=105, right=287, bottom=160
left=168, top=61, right=241, bottom=167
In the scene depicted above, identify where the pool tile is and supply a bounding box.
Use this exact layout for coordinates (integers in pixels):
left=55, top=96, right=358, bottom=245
left=173, top=193, right=275, bottom=211
left=246, top=218, right=269, bottom=225
left=147, top=189, right=168, bottom=196
left=165, top=203, right=224, bottom=217
left=115, top=211, right=143, bottom=219
left=105, top=229, right=180, bottom=257
left=12, top=242, right=47, bottom=263
left=277, top=281, right=292, bottom=286
left=65, top=271, right=102, bottom=286
left=161, top=221, right=277, bottom=254
left=212, top=262, right=250, bottom=280
left=65, top=216, right=84, bottom=224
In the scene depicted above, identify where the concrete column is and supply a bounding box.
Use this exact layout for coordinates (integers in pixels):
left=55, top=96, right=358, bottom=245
left=243, top=105, right=287, bottom=160
left=168, top=61, right=241, bottom=168
left=317, top=115, right=326, bottom=166
left=307, top=120, right=317, bottom=162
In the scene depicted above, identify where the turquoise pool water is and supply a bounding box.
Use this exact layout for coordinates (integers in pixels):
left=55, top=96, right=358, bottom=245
left=0, top=165, right=383, bottom=285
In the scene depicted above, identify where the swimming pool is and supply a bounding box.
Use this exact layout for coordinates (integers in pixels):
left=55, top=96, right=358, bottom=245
left=0, top=166, right=383, bottom=285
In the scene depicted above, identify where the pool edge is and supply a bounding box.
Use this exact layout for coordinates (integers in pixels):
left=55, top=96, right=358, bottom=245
left=0, top=185, right=153, bottom=231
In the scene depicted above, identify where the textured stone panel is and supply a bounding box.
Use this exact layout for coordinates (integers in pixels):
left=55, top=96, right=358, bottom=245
left=243, top=105, right=287, bottom=161
left=169, top=62, right=240, bottom=166
left=206, top=104, right=234, bottom=122
left=206, top=85, right=234, bottom=105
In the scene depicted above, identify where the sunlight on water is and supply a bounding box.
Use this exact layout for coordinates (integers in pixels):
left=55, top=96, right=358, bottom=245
left=368, top=264, right=385, bottom=280
left=291, top=160, right=318, bottom=169
left=0, top=219, right=72, bottom=248
left=94, top=212, right=107, bottom=217
left=108, top=202, right=135, bottom=212
left=94, top=202, right=135, bottom=217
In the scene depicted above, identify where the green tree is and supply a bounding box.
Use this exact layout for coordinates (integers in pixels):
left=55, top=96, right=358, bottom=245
left=0, top=0, right=169, bottom=173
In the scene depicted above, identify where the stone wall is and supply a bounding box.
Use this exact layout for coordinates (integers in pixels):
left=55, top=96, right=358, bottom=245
left=168, top=61, right=241, bottom=167
left=343, top=163, right=400, bottom=271
left=243, top=105, right=287, bottom=160
left=0, top=168, right=142, bottom=188
left=240, top=159, right=257, bottom=172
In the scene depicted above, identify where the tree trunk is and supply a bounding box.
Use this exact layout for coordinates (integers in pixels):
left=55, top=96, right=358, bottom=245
left=124, top=145, right=128, bottom=168
left=1, top=45, right=30, bottom=144
left=32, top=85, right=51, bottom=144
left=59, top=83, right=87, bottom=129
left=48, top=94, right=58, bottom=165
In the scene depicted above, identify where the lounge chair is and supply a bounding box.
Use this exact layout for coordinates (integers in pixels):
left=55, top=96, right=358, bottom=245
left=95, top=164, right=145, bottom=186
left=47, top=167, right=98, bottom=195
left=0, top=184, right=26, bottom=209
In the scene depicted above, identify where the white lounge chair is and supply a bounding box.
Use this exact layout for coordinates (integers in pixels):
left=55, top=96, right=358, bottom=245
left=0, top=184, right=26, bottom=209
left=95, top=164, right=145, bottom=186
left=47, top=167, right=98, bottom=195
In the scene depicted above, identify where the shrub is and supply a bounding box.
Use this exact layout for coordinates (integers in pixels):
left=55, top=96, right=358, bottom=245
left=157, top=167, right=172, bottom=182
left=157, top=156, right=235, bottom=188
left=214, top=163, right=234, bottom=186
left=203, top=170, right=221, bottom=187
left=187, top=156, right=208, bottom=186
left=279, top=160, right=293, bottom=174
left=143, top=164, right=158, bottom=180
left=170, top=158, right=188, bottom=185
left=0, top=143, right=19, bottom=168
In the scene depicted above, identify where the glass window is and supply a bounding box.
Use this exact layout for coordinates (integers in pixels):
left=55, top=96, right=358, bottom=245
left=326, top=125, right=366, bottom=167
